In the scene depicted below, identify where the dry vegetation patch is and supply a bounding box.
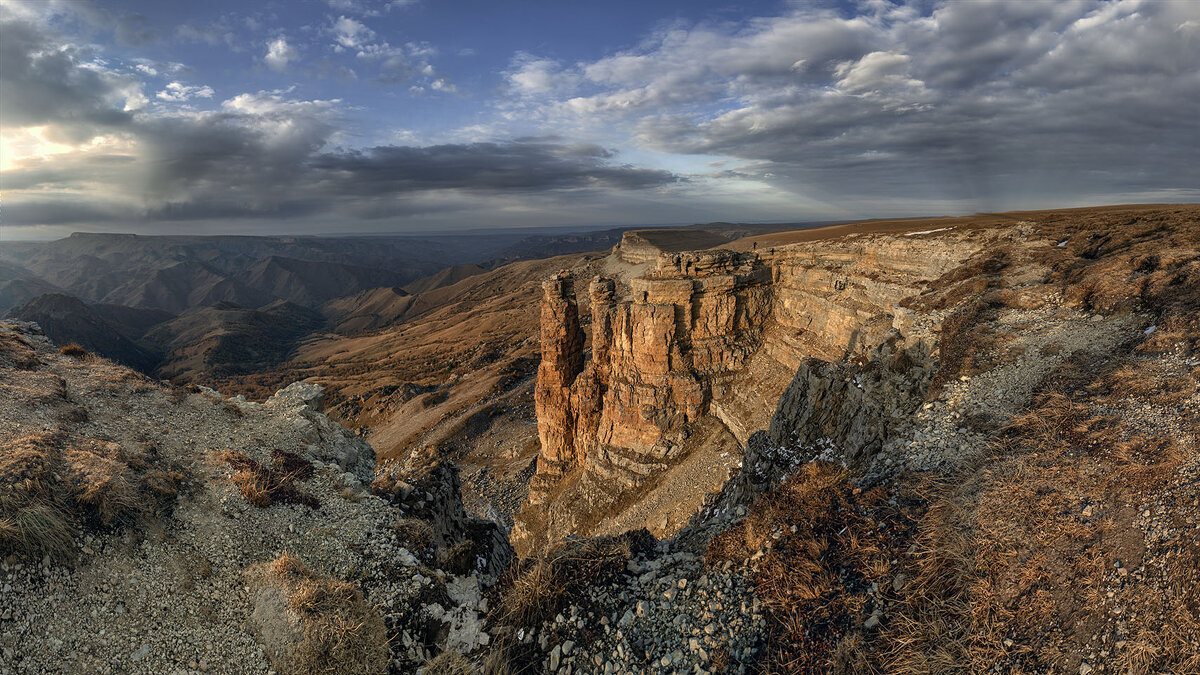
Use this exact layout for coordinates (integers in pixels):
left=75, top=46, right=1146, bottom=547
left=486, top=534, right=639, bottom=672
left=0, top=331, right=40, bottom=369
left=220, top=450, right=319, bottom=508
left=249, top=552, right=388, bottom=675
left=705, top=461, right=921, bottom=673
left=880, top=347, right=1199, bottom=673
left=0, top=432, right=184, bottom=558
left=1034, top=207, right=1200, bottom=352
left=59, top=343, right=90, bottom=359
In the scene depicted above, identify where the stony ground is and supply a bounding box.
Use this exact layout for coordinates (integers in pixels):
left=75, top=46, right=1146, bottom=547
left=871, top=303, right=1148, bottom=478
left=0, top=321, right=496, bottom=675
left=515, top=547, right=766, bottom=675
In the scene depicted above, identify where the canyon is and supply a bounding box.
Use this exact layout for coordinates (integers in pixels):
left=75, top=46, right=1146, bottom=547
left=514, top=223, right=996, bottom=552
left=3, top=205, right=1198, bottom=673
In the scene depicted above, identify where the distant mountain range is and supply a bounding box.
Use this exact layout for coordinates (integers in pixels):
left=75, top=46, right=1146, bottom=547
left=0, top=226, right=669, bottom=383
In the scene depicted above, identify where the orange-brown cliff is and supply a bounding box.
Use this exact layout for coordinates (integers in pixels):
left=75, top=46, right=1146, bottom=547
left=515, top=230, right=992, bottom=553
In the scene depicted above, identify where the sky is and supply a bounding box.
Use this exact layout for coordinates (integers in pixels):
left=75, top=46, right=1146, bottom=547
left=1, top=0, right=1198, bottom=238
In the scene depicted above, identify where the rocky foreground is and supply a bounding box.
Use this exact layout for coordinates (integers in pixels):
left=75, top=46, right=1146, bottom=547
left=0, top=321, right=509, bottom=674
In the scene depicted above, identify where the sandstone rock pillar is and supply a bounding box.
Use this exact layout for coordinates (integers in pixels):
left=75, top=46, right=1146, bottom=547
left=531, top=272, right=585, bottom=502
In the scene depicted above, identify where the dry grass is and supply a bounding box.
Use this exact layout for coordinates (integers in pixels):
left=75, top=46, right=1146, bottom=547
left=495, top=535, right=632, bottom=628
left=0, top=432, right=184, bottom=558
left=220, top=450, right=319, bottom=509
left=878, top=343, right=1199, bottom=673
left=486, top=534, right=637, bottom=673
left=59, top=343, right=89, bottom=359
left=422, top=650, right=475, bottom=675
left=392, top=517, right=434, bottom=551
left=252, top=552, right=388, bottom=675
left=1033, top=207, right=1200, bottom=352
left=0, top=331, right=39, bottom=369
left=440, top=539, right=478, bottom=576
left=705, top=461, right=919, bottom=673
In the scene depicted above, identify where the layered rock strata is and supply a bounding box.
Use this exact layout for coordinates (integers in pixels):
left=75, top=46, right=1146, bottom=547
left=518, top=231, right=989, bottom=552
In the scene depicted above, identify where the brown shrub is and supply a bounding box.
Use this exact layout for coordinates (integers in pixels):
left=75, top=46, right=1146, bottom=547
left=221, top=450, right=319, bottom=508
left=250, top=552, right=388, bottom=675
left=59, top=343, right=89, bottom=358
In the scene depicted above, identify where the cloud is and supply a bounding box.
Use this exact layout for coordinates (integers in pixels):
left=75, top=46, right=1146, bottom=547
left=264, top=36, right=299, bottom=71
left=353, top=40, right=450, bottom=87
left=309, top=141, right=676, bottom=194
left=508, top=0, right=1200, bottom=207
left=505, top=53, right=581, bottom=96
left=326, top=0, right=417, bottom=15
left=0, top=9, right=142, bottom=141
left=330, top=15, right=374, bottom=50
left=1, top=15, right=675, bottom=230
left=5, top=0, right=1199, bottom=234
left=155, top=82, right=215, bottom=102
left=175, top=19, right=239, bottom=49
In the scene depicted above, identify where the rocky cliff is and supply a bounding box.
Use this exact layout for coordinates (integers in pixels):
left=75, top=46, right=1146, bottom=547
left=516, top=229, right=994, bottom=552
left=489, top=206, right=1200, bottom=675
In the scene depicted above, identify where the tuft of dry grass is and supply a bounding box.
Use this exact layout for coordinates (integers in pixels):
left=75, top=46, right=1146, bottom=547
left=422, top=650, right=475, bottom=675
left=251, top=552, right=388, bottom=675
left=66, top=448, right=141, bottom=527
left=272, top=449, right=316, bottom=481
left=220, top=450, right=319, bottom=509
left=486, top=534, right=637, bottom=672
left=392, top=517, right=434, bottom=551
left=59, top=343, right=89, bottom=359
left=0, top=432, right=185, bottom=558
left=494, top=535, right=632, bottom=629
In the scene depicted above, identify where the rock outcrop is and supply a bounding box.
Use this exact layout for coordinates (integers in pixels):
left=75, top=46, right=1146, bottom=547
left=517, top=231, right=989, bottom=552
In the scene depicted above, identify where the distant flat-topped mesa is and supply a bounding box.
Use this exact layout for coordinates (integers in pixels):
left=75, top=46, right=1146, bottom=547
left=515, top=227, right=993, bottom=554
left=613, top=228, right=736, bottom=265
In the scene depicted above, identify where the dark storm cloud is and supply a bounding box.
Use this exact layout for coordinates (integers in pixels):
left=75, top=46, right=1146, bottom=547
left=0, top=10, right=139, bottom=140
left=126, top=101, right=675, bottom=220
left=0, top=7, right=677, bottom=228
left=309, top=142, right=676, bottom=193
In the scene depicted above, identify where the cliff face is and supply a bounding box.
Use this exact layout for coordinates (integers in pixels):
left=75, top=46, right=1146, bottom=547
left=517, top=231, right=988, bottom=552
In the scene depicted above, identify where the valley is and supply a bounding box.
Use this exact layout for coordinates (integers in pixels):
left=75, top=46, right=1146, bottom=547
left=3, top=204, right=1198, bottom=673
